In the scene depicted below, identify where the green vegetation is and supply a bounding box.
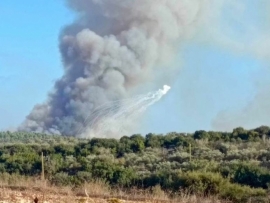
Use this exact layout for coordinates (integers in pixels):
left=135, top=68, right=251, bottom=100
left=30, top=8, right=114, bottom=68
left=1, top=126, right=270, bottom=202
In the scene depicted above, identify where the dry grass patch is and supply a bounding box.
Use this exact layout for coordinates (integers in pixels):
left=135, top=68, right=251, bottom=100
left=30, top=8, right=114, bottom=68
left=0, top=178, right=232, bottom=203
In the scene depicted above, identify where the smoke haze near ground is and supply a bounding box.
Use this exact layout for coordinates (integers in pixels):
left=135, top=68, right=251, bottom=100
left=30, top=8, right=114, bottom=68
left=209, top=0, right=270, bottom=131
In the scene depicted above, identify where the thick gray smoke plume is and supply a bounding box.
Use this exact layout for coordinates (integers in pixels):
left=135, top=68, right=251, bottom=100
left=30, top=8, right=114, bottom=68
left=20, top=0, right=209, bottom=137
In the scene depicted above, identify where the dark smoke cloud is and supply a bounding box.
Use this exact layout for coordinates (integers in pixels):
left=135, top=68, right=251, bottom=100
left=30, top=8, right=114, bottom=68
left=19, top=0, right=212, bottom=137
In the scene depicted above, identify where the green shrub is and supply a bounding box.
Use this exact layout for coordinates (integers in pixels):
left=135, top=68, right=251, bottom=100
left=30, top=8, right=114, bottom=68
left=177, top=171, right=266, bottom=202
left=220, top=182, right=266, bottom=203
left=51, top=172, right=72, bottom=186
left=233, top=163, right=270, bottom=188
left=178, top=172, right=226, bottom=195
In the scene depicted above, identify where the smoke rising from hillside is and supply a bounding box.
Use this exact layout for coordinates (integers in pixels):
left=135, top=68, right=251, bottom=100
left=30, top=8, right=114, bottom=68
left=19, top=0, right=210, bottom=136
left=210, top=1, right=270, bottom=131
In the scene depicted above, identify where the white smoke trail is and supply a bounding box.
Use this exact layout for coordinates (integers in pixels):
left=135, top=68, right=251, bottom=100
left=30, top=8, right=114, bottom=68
left=78, top=85, right=170, bottom=138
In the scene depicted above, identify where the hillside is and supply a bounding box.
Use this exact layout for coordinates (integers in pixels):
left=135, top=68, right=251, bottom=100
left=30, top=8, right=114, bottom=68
left=1, top=126, right=270, bottom=202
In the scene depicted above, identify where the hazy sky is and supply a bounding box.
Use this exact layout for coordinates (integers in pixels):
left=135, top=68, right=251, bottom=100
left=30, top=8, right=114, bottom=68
left=0, top=0, right=269, bottom=135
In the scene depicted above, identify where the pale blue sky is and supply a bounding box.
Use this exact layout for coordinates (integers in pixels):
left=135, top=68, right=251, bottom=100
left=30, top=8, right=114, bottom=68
left=0, top=1, right=269, bottom=134
left=0, top=1, right=71, bottom=130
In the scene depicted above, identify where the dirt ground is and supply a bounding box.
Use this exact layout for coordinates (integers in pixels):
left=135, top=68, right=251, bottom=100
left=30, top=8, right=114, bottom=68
left=0, top=187, right=167, bottom=203
left=0, top=186, right=226, bottom=203
left=0, top=188, right=124, bottom=203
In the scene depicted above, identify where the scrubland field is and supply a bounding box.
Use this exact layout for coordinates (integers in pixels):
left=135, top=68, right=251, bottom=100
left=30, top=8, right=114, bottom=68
left=1, top=126, right=270, bottom=202
left=0, top=181, right=227, bottom=203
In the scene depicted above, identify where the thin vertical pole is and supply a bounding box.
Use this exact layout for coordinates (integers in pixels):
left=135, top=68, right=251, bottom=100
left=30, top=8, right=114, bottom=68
left=41, top=152, right=45, bottom=181
left=189, top=144, right=192, bottom=162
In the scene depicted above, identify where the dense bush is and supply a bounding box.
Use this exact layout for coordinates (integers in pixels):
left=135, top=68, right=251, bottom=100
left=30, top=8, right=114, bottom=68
left=177, top=171, right=266, bottom=202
